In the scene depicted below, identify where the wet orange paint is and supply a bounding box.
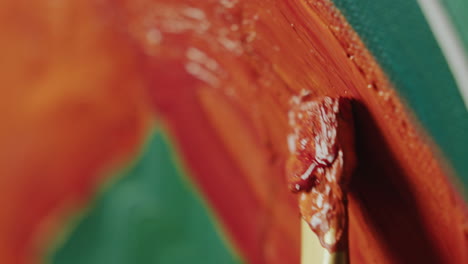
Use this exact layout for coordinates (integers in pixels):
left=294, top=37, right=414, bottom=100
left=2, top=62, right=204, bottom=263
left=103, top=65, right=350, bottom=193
left=127, top=0, right=467, bottom=263
left=0, top=0, right=467, bottom=264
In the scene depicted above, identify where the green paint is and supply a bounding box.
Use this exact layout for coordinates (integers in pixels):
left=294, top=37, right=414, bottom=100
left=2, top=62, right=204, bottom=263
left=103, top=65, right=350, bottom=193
left=332, top=0, right=468, bottom=192
left=50, top=130, right=242, bottom=264
left=442, top=0, right=468, bottom=52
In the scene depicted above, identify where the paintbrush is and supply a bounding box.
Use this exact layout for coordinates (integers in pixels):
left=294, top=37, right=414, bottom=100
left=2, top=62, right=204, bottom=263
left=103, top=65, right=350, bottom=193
left=301, top=214, right=348, bottom=264
left=286, top=95, right=354, bottom=264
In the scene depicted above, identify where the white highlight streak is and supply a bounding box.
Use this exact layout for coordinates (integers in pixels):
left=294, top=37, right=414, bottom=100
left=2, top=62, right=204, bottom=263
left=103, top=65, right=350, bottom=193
left=417, top=0, right=468, bottom=110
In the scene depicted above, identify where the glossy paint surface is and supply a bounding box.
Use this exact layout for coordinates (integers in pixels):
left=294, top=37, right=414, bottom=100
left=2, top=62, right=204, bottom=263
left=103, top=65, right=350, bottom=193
left=0, top=1, right=466, bottom=264
left=132, top=0, right=467, bottom=263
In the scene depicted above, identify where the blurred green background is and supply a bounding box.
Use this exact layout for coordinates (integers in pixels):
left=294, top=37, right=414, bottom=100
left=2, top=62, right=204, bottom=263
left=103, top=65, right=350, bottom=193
left=51, top=130, right=242, bottom=264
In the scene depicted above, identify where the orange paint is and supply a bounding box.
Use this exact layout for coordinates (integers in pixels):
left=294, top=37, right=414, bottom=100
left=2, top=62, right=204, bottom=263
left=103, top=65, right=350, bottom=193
left=0, top=1, right=151, bottom=263
left=1, top=0, right=467, bottom=264
left=127, top=0, right=467, bottom=263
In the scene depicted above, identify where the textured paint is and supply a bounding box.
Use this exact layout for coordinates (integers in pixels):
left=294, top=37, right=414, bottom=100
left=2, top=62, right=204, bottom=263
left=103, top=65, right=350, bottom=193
left=126, top=0, right=467, bottom=263
left=1, top=1, right=466, bottom=264
left=333, top=0, right=468, bottom=192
